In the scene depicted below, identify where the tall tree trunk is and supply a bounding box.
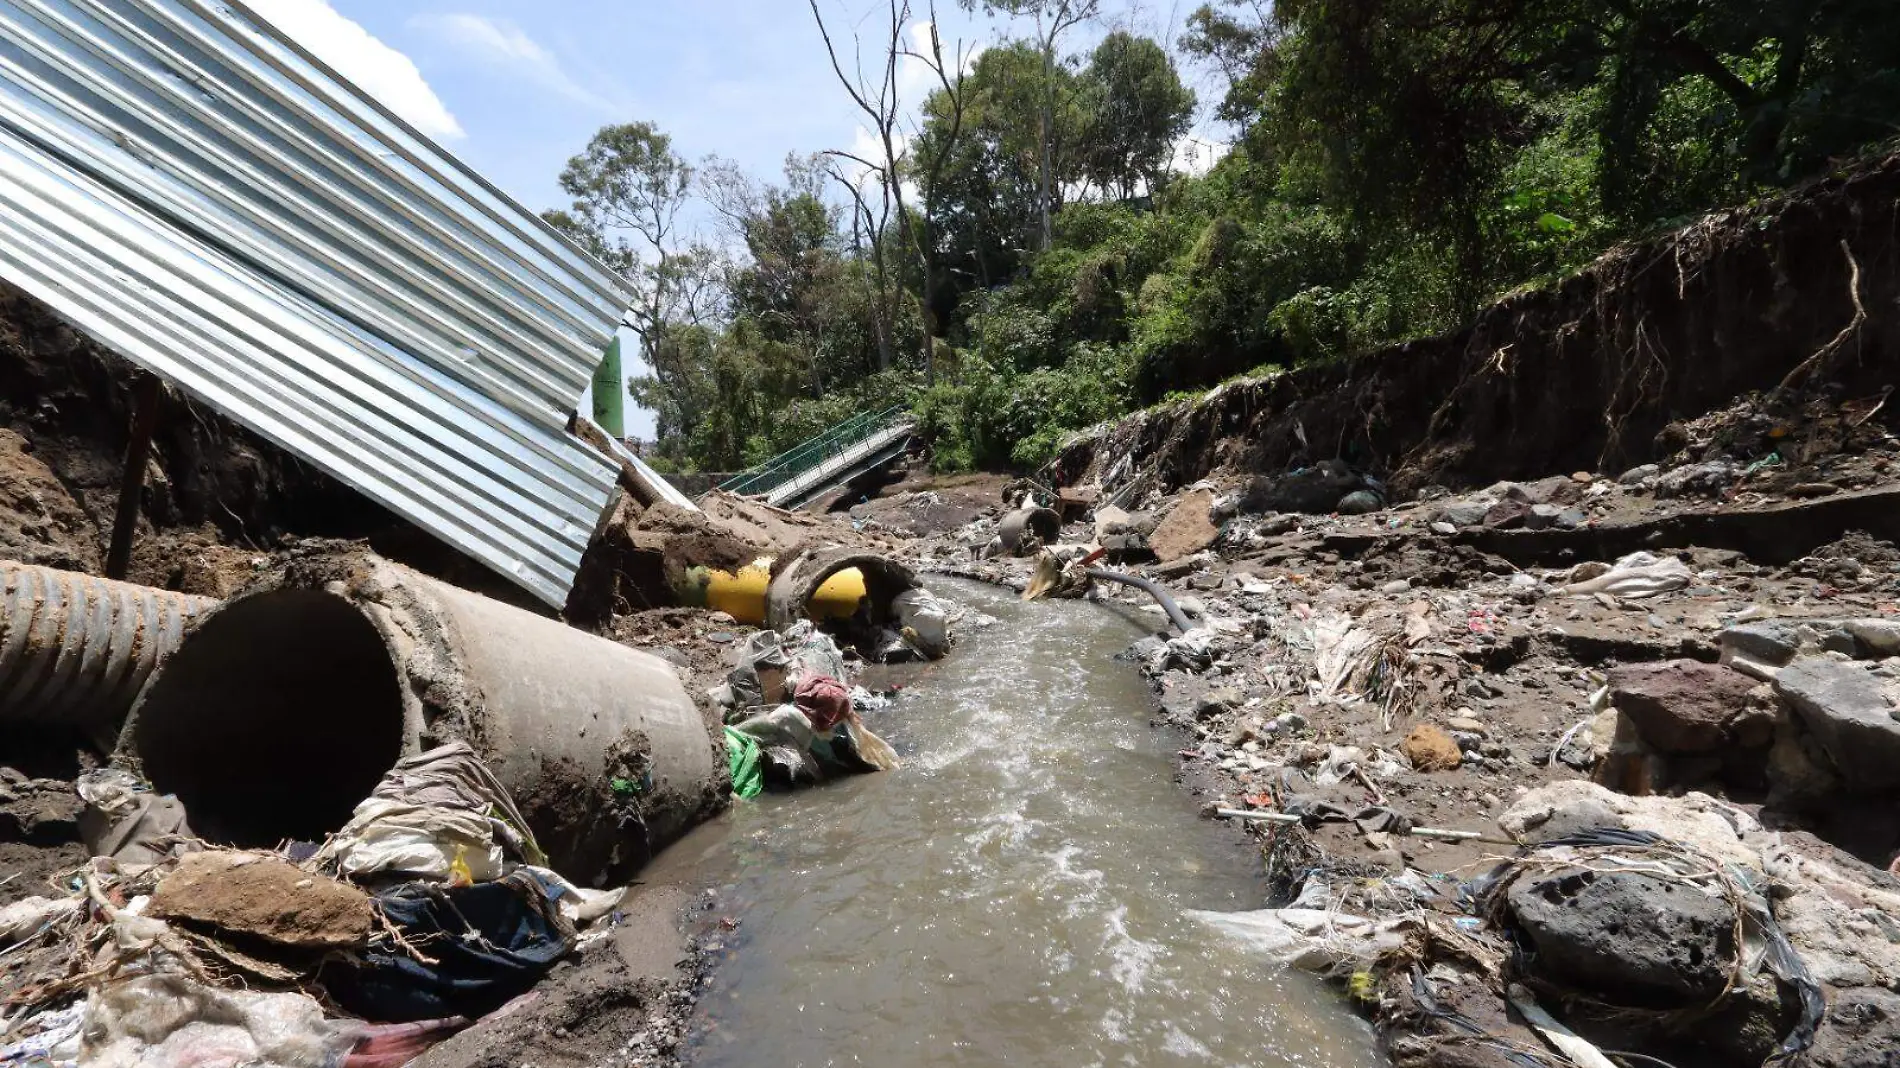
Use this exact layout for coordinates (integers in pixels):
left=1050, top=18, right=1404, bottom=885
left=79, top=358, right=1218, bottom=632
left=1038, top=41, right=1056, bottom=251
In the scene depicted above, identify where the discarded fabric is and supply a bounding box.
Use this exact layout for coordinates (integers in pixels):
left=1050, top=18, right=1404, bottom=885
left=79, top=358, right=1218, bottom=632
left=1559, top=551, right=1692, bottom=598
left=76, top=768, right=193, bottom=866
left=795, top=674, right=853, bottom=731
left=316, top=742, right=544, bottom=884
left=325, top=869, right=576, bottom=1022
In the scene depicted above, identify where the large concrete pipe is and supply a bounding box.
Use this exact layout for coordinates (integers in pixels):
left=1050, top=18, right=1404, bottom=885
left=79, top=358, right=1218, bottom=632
left=997, top=507, right=1062, bottom=554
left=764, top=548, right=921, bottom=631
left=117, top=553, right=720, bottom=884
left=0, top=560, right=214, bottom=742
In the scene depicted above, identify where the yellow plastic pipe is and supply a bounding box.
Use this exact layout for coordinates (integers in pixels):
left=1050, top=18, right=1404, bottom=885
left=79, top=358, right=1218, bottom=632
left=699, top=559, right=866, bottom=625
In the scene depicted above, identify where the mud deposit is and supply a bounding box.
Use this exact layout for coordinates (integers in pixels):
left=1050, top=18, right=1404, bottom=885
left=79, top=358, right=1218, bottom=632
left=652, top=580, right=1382, bottom=1068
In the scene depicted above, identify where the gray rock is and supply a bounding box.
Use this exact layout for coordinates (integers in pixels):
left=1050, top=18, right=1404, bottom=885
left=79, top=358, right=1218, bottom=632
left=1525, top=475, right=1582, bottom=505
left=1806, top=987, right=1900, bottom=1068
left=1195, top=686, right=1242, bottom=720
left=1506, top=868, right=1736, bottom=1004
left=1119, top=635, right=1167, bottom=663
left=1553, top=508, right=1587, bottom=530
left=1526, top=503, right=1562, bottom=530
left=1721, top=620, right=1805, bottom=679
left=1437, top=501, right=1491, bottom=528
left=1609, top=660, right=1760, bottom=754
left=1379, top=579, right=1412, bottom=595
left=1336, top=489, right=1383, bottom=515
left=1656, top=461, right=1737, bottom=498
left=1429, top=521, right=1456, bottom=536
left=1483, top=499, right=1532, bottom=530
left=1618, top=463, right=1661, bottom=485
left=1845, top=618, right=1900, bottom=658
left=1774, top=657, right=1900, bottom=792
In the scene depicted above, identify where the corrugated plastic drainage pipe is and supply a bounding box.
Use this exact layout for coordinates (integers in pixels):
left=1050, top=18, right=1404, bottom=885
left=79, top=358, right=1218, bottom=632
left=0, top=560, right=215, bottom=742
left=117, top=553, right=717, bottom=884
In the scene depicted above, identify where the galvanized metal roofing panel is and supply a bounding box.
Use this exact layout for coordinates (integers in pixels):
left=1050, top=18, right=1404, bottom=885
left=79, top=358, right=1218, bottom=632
left=0, top=0, right=632, bottom=606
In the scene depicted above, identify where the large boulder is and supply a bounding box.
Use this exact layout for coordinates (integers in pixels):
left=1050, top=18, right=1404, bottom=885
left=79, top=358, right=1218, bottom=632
left=1773, top=658, right=1900, bottom=793
left=1506, top=868, right=1735, bottom=1004
left=1149, top=490, right=1219, bottom=562
left=1608, top=660, right=1761, bottom=753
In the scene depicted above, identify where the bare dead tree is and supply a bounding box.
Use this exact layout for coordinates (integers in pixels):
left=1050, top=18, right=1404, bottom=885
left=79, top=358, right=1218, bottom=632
left=810, top=0, right=910, bottom=374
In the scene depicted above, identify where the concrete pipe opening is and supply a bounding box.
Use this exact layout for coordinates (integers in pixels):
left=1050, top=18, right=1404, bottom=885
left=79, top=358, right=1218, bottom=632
left=128, top=590, right=405, bottom=848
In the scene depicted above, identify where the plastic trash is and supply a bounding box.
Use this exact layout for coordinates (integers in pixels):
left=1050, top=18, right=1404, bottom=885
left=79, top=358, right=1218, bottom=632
left=0, top=895, right=80, bottom=947
left=83, top=973, right=361, bottom=1068
left=891, top=588, right=951, bottom=658
left=1559, top=551, right=1693, bottom=598
left=1186, top=907, right=1412, bottom=974
left=723, top=726, right=765, bottom=800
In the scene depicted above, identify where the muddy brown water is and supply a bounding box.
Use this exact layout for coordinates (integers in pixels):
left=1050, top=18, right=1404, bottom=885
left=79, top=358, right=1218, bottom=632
left=651, top=579, right=1385, bottom=1068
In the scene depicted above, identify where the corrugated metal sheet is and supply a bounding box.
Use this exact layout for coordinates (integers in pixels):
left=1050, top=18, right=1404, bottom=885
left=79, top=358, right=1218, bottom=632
left=0, top=0, right=631, bottom=606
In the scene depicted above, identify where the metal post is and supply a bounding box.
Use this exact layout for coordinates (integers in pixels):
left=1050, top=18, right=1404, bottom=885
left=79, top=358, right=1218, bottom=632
left=104, top=373, right=162, bottom=580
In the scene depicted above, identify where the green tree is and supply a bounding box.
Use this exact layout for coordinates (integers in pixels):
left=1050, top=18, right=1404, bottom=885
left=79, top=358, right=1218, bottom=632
left=960, top=0, right=1103, bottom=249
left=1077, top=31, right=1197, bottom=201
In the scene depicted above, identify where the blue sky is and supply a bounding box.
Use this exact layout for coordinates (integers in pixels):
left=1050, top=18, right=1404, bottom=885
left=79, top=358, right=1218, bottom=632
left=249, top=0, right=1227, bottom=440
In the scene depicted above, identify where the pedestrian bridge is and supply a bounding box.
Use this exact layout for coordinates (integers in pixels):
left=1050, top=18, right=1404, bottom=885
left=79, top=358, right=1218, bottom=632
left=720, top=406, right=914, bottom=509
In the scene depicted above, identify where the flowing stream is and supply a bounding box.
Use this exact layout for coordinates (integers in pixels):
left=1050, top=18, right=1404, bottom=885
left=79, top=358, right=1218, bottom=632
left=651, top=579, right=1385, bottom=1068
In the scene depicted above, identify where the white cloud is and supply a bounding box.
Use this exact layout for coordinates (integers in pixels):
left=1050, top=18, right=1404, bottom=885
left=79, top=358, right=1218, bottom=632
left=247, top=0, right=464, bottom=140
left=410, top=13, right=627, bottom=116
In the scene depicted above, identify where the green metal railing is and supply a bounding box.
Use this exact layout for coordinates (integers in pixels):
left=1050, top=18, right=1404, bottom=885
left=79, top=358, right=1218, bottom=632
left=721, top=406, right=911, bottom=498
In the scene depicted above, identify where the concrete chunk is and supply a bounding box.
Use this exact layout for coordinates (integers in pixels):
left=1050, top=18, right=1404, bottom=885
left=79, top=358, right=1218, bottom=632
left=1774, top=657, right=1900, bottom=792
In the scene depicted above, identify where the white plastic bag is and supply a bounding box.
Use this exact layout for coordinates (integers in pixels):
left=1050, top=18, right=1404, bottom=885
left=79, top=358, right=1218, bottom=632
left=891, top=588, right=951, bottom=658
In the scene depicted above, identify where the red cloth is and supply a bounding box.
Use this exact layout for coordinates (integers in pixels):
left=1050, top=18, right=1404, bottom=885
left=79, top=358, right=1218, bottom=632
left=794, top=674, right=852, bottom=731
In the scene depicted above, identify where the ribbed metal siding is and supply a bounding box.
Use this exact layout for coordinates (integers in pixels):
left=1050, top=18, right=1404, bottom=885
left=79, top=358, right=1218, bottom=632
left=0, top=0, right=630, bottom=606
left=0, top=559, right=214, bottom=735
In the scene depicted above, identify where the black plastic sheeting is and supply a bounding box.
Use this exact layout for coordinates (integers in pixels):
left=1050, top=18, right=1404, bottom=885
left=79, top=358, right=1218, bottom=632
left=325, top=869, right=576, bottom=1022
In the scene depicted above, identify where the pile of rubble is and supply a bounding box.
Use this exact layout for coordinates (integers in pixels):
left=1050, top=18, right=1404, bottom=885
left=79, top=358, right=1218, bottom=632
left=885, top=396, right=1900, bottom=1068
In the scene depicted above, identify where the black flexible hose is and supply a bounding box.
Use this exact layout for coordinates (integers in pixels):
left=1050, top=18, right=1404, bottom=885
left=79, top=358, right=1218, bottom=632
left=1085, top=568, right=1195, bottom=634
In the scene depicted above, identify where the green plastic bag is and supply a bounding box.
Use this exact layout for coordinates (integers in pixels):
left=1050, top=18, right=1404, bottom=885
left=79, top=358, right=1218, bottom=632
left=724, top=726, right=764, bottom=800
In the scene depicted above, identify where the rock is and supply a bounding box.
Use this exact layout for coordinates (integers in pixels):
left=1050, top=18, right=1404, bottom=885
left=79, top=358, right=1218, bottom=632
left=1444, top=715, right=1486, bottom=735
left=1498, top=781, right=1760, bottom=869
left=1149, top=490, right=1220, bottom=563
left=1806, top=987, right=1900, bottom=1068
left=1400, top=724, right=1462, bottom=771
left=1766, top=713, right=1843, bottom=807
left=1570, top=471, right=1594, bottom=483
left=1618, top=463, right=1661, bottom=485
left=1506, top=868, right=1736, bottom=1004
left=1437, top=500, right=1491, bottom=528
left=1525, top=475, right=1582, bottom=505
left=1429, top=521, right=1456, bottom=536
left=1788, top=482, right=1842, bottom=499
left=1656, top=461, right=1736, bottom=498
left=1774, top=658, right=1900, bottom=792
left=1553, top=508, right=1587, bottom=530
left=1844, top=619, right=1900, bottom=658
left=1720, top=620, right=1805, bottom=680
left=149, top=851, right=373, bottom=950
left=1195, top=686, right=1242, bottom=720
left=1525, top=503, right=1562, bottom=530
left=1607, top=660, right=1760, bottom=754
left=1482, top=499, right=1532, bottom=530
left=1118, top=635, right=1168, bottom=663
left=1379, top=579, right=1412, bottom=595
left=1336, top=490, right=1383, bottom=515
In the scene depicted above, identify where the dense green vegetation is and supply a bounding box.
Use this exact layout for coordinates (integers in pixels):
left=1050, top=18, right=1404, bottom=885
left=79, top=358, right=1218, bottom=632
left=548, top=0, right=1900, bottom=474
